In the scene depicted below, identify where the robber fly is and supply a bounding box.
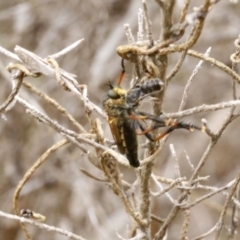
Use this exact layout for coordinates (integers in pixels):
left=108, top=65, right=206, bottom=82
left=103, top=60, right=203, bottom=168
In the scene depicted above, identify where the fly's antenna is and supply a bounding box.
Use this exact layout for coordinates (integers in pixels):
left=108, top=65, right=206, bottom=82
left=117, top=58, right=125, bottom=86
left=108, top=81, right=114, bottom=89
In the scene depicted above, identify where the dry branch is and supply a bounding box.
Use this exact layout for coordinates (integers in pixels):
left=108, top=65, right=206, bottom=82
left=0, top=1, right=240, bottom=240
left=0, top=211, right=86, bottom=240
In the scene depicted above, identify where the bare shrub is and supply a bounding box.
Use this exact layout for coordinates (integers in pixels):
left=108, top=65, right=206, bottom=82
left=0, top=1, right=240, bottom=239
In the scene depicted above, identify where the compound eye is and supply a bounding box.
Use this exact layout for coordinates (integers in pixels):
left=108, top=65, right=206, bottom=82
left=108, top=89, right=120, bottom=99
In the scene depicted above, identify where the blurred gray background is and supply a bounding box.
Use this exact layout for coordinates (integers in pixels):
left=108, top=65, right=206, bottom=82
left=0, top=1, right=240, bottom=239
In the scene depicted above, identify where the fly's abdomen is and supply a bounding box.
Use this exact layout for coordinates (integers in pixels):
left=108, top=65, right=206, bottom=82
left=140, top=78, right=164, bottom=94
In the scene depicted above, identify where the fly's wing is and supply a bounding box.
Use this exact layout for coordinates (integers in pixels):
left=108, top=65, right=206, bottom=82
left=108, top=116, right=140, bottom=167
left=108, top=116, right=125, bottom=154
left=122, top=119, right=139, bottom=167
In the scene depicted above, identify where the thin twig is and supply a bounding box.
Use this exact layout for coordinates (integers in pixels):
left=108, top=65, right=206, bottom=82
left=137, top=8, right=144, bottom=42
left=169, top=144, right=181, bottom=178
left=225, top=42, right=240, bottom=239
left=151, top=214, right=165, bottom=224
left=178, top=47, right=211, bottom=111
left=188, top=49, right=240, bottom=84
left=139, top=161, right=153, bottom=232
left=181, top=181, right=234, bottom=210
left=180, top=209, right=190, bottom=240
left=228, top=184, right=239, bottom=239
left=151, top=174, right=177, bottom=205
left=12, top=139, right=69, bottom=213
left=0, top=210, right=86, bottom=240
left=179, top=0, right=191, bottom=23
left=124, top=24, right=135, bottom=44
left=12, top=139, right=69, bottom=239
left=47, top=57, right=71, bottom=91
left=22, top=80, right=86, bottom=133
left=215, top=172, right=240, bottom=240
left=101, top=152, right=148, bottom=228
left=157, top=0, right=176, bottom=41
left=49, top=39, right=84, bottom=59
left=0, top=45, right=21, bottom=61
left=164, top=99, right=240, bottom=119
left=0, top=70, right=24, bottom=113
left=184, top=150, right=195, bottom=171
left=152, top=177, right=186, bottom=197
left=191, top=224, right=217, bottom=240
left=201, top=118, right=215, bottom=138
left=166, top=50, right=187, bottom=83
left=140, top=143, right=162, bottom=165
left=142, top=0, right=154, bottom=46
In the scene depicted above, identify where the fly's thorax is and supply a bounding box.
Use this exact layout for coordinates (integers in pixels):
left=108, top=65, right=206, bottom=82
left=103, top=96, right=128, bottom=118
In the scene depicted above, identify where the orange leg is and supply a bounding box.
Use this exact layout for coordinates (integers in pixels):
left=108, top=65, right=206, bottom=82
left=117, top=59, right=125, bottom=85
left=129, top=114, right=148, bottom=120
left=136, top=127, right=155, bottom=135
